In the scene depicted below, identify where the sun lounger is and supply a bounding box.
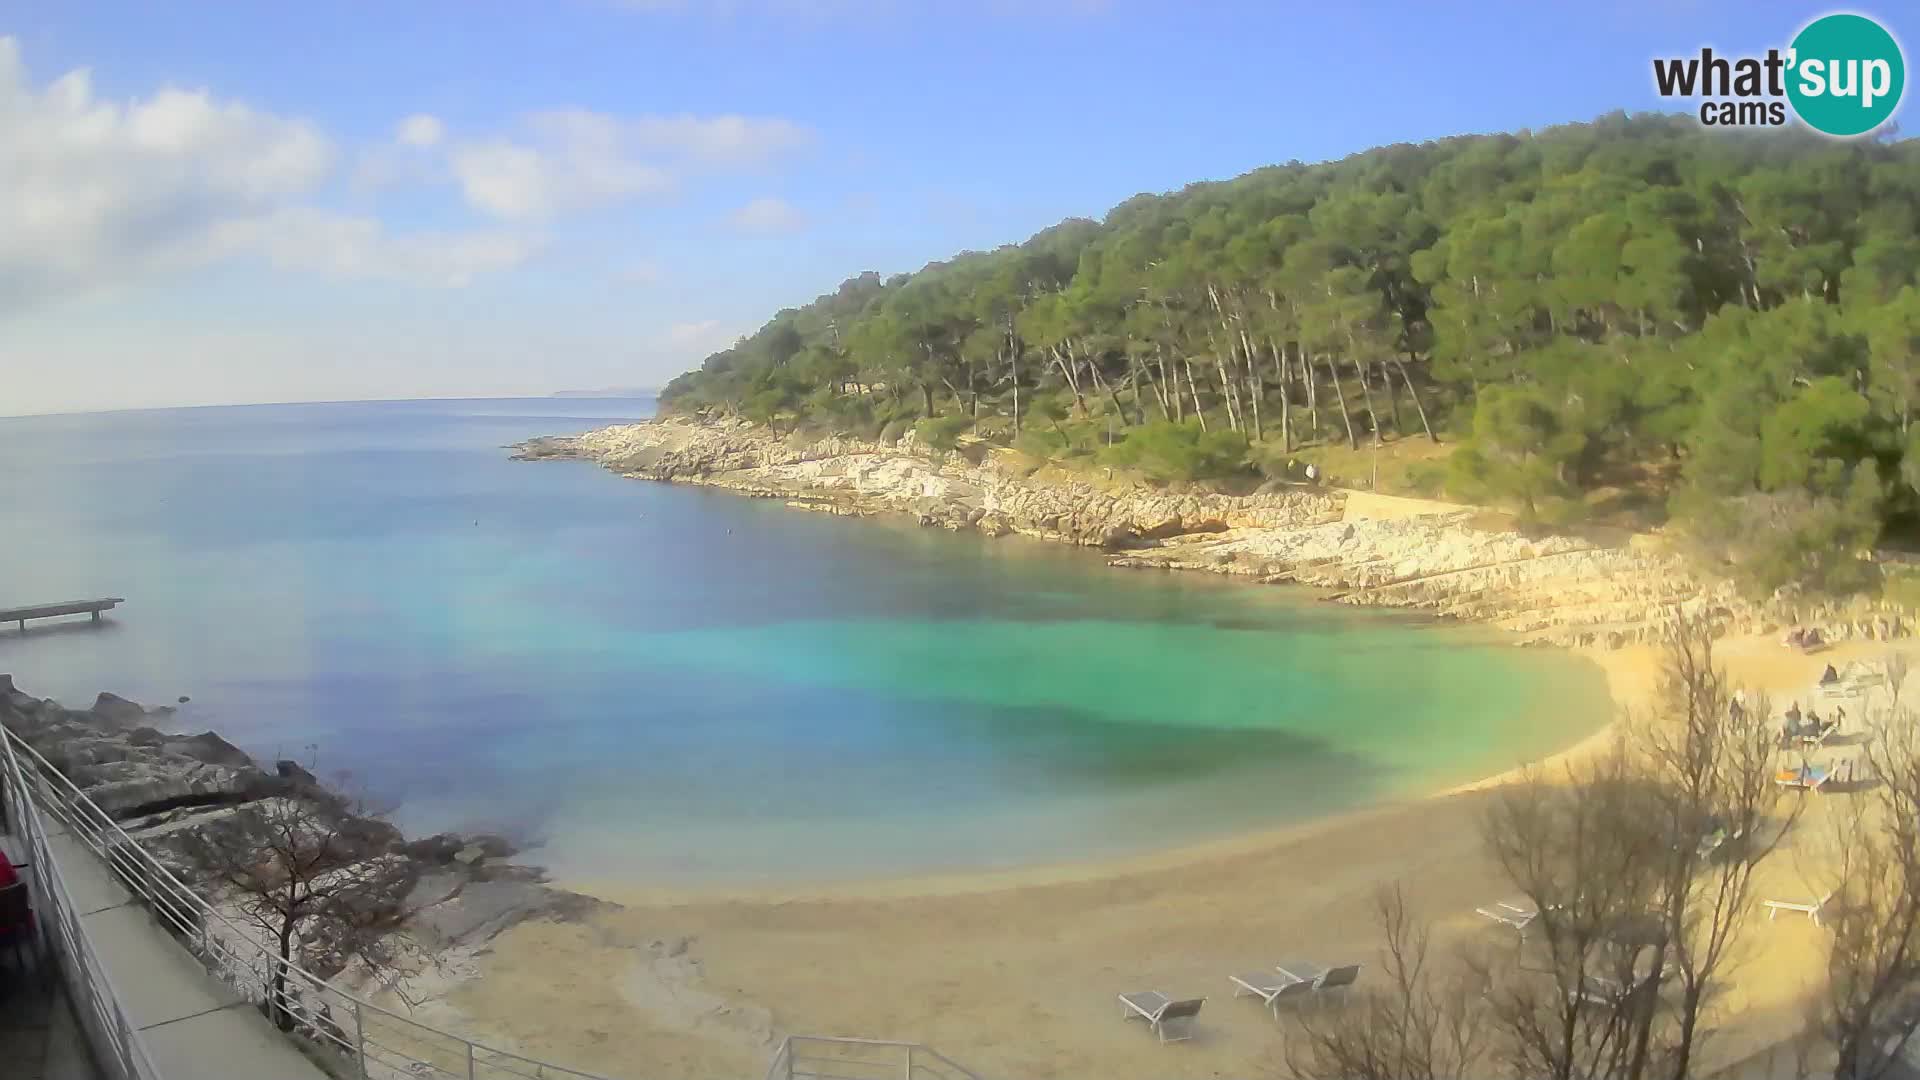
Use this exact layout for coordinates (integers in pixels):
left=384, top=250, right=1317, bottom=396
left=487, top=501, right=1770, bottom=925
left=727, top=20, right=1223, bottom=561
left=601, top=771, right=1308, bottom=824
left=1697, top=826, right=1735, bottom=857
left=1274, top=960, right=1326, bottom=986
left=1477, top=899, right=1539, bottom=936
left=1798, top=722, right=1838, bottom=748
left=1262, top=961, right=1362, bottom=1005
left=1775, top=765, right=1832, bottom=792
left=1119, top=991, right=1204, bottom=1043
left=1229, top=972, right=1314, bottom=1015
left=1315, top=964, right=1361, bottom=999
left=1764, top=890, right=1836, bottom=927
left=1569, top=970, right=1663, bottom=1009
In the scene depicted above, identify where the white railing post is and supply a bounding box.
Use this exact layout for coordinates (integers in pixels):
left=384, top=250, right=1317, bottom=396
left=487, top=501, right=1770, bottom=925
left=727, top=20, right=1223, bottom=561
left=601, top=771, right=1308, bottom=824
left=468, top=1039, right=478, bottom=1080
left=354, top=1001, right=368, bottom=1078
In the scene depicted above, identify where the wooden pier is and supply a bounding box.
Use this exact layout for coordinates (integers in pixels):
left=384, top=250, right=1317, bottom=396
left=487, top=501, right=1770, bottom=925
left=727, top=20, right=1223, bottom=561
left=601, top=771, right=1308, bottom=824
left=2, top=598, right=125, bottom=632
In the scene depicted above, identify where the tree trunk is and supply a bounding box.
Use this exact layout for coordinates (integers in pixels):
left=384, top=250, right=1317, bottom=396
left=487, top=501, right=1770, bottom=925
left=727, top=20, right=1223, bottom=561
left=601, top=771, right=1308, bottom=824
left=1378, top=360, right=1403, bottom=433
left=1668, top=985, right=1703, bottom=1080
left=1275, top=340, right=1292, bottom=452
left=1237, top=327, right=1263, bottom=443
left=1050, top=344, right=1087, bottom=416
left=1392, top=356, right=1438, bottom=443
left=273, top=922, right=296, bottom=1031
left=1304, top=344, right=1320, bottom=437
left=1323, top=353, right=1357, bottom=449
left=1243, top=346, right=1263, bottom=442
left=1009, top=342, right=1021, bottom=438
left=1183, top=357, right=1208, bottom=431
left=921, top=382, right=936, bottom=418
left=1145, top=351, right=1172, bottom=421
left=1210, top=334, right=1240, bottom=432
left=1350, top=349, right=1382, bottom=446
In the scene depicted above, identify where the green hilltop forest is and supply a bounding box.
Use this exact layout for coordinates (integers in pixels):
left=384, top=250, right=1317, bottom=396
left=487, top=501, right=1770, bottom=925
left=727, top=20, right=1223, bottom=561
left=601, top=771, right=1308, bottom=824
left=660, top=113, right=1920, bottom=599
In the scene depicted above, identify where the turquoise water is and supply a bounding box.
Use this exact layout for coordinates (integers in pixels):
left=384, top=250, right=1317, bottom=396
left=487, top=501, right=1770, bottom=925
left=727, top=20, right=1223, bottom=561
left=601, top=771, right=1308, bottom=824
left=0, top=398, right=1611, bottom=884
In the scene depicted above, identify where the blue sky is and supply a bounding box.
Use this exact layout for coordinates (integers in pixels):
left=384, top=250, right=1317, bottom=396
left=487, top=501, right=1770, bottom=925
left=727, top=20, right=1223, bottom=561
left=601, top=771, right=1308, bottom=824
left=1, top=1, right=1898, bottom=414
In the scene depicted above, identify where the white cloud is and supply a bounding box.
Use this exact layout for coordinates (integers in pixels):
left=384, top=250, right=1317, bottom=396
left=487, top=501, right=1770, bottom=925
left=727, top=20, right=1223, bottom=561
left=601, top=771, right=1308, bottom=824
left=0, top=37, right=527, bottom=314
left=728, top=196, right=807, bottom=232
left=449, top=135, right=672, bottom=220
left=396, top=112, right=445, bottom=147
left=445, top=109, right=812, bottom=220
left=215, top=209, right=542, bottom=287
left=536, top=110, right=814, bottom=167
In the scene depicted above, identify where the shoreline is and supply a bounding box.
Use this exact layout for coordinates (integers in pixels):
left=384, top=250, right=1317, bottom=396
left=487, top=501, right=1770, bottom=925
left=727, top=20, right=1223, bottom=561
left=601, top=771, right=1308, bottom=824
left=515, top=414, right=1913, bottom=651
left=446, top=634, right=1901, bottom=1080
left=555, top=640, right=1632, bottom=909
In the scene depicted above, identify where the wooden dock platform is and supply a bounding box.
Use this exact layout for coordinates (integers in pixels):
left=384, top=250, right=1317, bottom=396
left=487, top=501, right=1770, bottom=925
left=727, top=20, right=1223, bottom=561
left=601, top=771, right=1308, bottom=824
left=2, top=598, right=125, bottom=632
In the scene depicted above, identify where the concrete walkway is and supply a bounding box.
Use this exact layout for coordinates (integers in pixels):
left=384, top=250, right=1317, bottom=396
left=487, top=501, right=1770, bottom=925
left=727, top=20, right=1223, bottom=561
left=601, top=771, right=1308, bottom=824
left=35, top=826, right=328, bottom=1080
left=0, top=941, right=99, bottom=1076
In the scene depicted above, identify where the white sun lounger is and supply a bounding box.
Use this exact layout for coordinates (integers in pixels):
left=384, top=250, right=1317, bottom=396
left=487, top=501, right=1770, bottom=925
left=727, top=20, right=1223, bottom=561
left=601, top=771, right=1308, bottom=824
left=1274, top=960, right=1326, bottom=985
left=1119, top=991, right=1205, bottom=1043
left=1764, top=890, right=1836, bottom=927
left=1477, top=900, right=1540, bottom=937
left=1229, top=972, right=1315, bottom=1015
left=1265, top=961, right=1362, bottom=1004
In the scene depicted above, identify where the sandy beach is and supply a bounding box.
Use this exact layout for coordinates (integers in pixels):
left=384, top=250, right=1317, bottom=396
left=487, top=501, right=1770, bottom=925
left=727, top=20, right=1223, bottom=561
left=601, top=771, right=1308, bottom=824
left=421, top=632, right=1911, bottom=1080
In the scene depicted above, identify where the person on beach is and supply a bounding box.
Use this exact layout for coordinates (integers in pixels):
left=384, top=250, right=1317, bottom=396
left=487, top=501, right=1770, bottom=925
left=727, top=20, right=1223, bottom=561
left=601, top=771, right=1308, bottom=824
left=1822, top=663, right=1840, bottom=685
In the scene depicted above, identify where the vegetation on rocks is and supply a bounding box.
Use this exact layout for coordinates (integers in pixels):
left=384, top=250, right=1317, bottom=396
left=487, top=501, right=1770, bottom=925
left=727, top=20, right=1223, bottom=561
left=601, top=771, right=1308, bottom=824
left=660, top=114, right=1920, bottom=600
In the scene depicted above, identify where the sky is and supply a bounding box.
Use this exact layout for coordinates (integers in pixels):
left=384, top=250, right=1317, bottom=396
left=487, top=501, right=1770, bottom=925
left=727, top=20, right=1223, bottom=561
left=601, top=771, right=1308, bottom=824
left=0, top=0, right=1900, bottom=415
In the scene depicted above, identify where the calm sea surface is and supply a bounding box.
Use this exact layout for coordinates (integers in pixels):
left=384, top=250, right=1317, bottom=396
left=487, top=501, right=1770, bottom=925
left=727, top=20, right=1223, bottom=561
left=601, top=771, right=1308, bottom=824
left=0, top=398, right=1611, bottom=884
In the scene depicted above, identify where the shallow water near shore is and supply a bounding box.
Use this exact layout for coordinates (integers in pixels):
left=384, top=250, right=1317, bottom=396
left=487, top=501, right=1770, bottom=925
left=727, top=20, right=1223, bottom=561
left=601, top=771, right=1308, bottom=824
left=0, top=398, right=1611, bottom=884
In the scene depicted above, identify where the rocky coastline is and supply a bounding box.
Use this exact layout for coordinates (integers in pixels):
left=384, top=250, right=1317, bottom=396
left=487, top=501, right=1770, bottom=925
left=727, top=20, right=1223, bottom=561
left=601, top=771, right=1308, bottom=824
left=0, top=674, right=598, bottom=1021
left=516, top=415, right=1915, bottom=649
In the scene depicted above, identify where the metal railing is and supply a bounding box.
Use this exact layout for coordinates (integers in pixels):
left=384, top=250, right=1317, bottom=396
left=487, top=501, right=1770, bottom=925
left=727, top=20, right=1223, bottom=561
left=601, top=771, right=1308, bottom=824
left=764, top=1036, right=980, bottom=1080
left=1, top=723, right=622, bottom=1080
left=2, top=724, right=166, bottom=1080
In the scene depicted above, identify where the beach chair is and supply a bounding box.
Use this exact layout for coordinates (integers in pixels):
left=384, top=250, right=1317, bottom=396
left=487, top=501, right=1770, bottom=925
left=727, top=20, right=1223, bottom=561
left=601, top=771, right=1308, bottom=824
left=1764, top=890, right=1836, bottom=927
left=1118, top=991, right=1204, bottom=1043
left=1275, top=960, right=1326, bottom=987
left=1798, top=721, right=1839, bottom=748
left=1313, top=964, right=1361, bottom=1003
left=1774, top=765, right=1832, bottom=793
left=1476, top=899, right=1539, bottom=938
left=1229, top=972, right=1314, bottom=1016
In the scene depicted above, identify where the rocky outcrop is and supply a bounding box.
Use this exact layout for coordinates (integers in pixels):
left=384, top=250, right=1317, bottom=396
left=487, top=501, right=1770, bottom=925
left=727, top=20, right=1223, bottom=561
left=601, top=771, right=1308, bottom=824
left=517, top=416, right=1913, bottom=649
left=0, top=680, right=599, bottom=983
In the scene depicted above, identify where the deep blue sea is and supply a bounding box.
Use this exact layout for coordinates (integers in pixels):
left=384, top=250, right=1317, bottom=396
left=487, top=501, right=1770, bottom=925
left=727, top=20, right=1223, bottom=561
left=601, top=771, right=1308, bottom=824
left=0, top=398, right=1610, bottom=885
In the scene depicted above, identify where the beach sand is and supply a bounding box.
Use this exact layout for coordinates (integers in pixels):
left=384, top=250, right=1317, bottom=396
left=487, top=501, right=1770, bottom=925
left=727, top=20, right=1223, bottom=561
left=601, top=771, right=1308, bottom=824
left=437, top=633, right=1912, bottom=1080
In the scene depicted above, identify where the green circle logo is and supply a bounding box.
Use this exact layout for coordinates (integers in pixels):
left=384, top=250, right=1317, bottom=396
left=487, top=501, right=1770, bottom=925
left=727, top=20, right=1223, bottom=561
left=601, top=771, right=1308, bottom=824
left=1788, top=13, right=1905, bottom=136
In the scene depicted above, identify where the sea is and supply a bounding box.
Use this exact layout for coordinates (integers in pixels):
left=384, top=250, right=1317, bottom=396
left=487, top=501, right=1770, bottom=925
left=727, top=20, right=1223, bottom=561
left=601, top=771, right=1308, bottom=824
left=0, top=397, right=1611, bottom=885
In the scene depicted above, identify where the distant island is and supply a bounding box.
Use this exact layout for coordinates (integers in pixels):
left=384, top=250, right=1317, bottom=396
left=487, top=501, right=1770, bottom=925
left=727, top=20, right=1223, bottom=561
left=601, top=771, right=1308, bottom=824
left=549, top=387, right=657, bottom=399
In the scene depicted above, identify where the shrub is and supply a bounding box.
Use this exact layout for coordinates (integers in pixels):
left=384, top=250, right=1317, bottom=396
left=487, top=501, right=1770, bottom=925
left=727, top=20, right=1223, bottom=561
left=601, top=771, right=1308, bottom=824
left=1100, top=420, right=1249, bottom=484
left=913, top=414, right=974, bottom=452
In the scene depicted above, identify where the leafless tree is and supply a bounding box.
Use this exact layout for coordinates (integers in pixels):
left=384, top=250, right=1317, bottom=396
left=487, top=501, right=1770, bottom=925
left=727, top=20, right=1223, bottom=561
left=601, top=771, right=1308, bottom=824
left=1479, top=744, right=1670, bottom=1080
left=1817, top=708, right=1920, bottom=1080
left=1287, top=884, right=1491, bottom=1080
left=180, top=794, right=414, bottom=1031
left=1631, top=611, right=1797, bottom=1080
left=1883, top=652, right=1909, bottom=713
